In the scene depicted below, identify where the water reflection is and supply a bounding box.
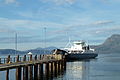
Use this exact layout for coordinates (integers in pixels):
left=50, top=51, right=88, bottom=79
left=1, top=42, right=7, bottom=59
left=53, top=60, right=90, bottom=80
left=82, top=61, right=90, bottom=80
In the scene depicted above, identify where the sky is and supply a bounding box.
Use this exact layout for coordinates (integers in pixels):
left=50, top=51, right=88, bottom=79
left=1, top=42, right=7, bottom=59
left=0, top=0, right=120, bottom=50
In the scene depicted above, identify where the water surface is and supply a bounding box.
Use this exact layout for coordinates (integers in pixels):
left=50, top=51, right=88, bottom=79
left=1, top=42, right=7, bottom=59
left=1, top=53, right=120, bottom=80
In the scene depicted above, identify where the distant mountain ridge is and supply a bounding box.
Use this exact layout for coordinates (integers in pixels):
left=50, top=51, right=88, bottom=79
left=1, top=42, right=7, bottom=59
left=0, top=47, right=57, bottom=55
left=0, top=34, right=120, bottom=54
left=93, top=34, right=120, bottom=53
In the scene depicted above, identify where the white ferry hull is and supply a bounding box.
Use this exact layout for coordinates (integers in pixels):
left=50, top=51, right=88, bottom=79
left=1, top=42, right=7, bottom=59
left=66, top=53, right=98, bottom=61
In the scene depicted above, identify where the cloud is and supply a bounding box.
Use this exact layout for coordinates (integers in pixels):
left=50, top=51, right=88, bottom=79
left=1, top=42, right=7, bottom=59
left=43, top=0, right=76, bottom=5
left=92, top=20, right=114, bottom=25
left=0, top=17, right=67, bottom=35
left=5, top=0, right=16, bottom=4
left=0, top=28, right=15, bottom=33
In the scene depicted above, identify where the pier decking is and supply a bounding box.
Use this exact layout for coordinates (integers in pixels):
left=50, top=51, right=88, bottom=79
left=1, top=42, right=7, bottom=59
left=0, top=54, right=66, bottom=80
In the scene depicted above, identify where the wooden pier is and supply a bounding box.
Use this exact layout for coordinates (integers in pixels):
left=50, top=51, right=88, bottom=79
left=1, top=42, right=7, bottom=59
left=0, top=54, right=66, bottom=80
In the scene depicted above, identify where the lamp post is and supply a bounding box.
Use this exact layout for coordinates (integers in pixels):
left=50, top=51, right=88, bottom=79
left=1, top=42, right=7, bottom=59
left=15, top=32, right=17, bottom=55
left=44, top=27, right=46, bottom=54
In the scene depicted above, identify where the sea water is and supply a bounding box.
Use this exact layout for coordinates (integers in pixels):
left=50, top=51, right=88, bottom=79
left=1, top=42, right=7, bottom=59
left=0, top=53, right=120, bottom=80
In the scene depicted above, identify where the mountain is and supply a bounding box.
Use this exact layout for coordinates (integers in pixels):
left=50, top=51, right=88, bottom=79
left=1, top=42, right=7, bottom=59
left=0, top=46, right=57, bottom=55
left=0, top=34, right=120, bottom=54
left=0, top=49, right=25, bottom=54
left=25, top=46, right=57, bottom=54
left=93, top=34, right=120, bottom=53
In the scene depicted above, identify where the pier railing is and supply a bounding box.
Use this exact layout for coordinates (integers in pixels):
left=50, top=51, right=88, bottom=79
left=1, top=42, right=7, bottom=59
left=0, top=54, right=64, bottom=64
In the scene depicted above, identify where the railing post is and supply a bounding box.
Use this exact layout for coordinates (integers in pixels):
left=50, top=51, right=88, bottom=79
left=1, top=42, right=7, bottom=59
left=7, top=55, right=10, bottom=63
left=39, top=55, right=41, bottom=60
left=0, top=58, right=1, bottom=64
left=16, top=55, right=19, bottom=62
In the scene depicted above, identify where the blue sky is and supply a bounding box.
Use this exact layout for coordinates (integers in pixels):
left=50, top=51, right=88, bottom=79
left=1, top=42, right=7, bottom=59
left=0, top=0, right=120, bottom=50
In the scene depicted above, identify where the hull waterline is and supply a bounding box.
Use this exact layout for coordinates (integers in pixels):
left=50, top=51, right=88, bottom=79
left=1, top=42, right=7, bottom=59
left=65, top=53, right=98, bottom=61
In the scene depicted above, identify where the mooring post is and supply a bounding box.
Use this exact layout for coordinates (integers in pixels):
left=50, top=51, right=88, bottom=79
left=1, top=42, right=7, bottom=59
left=6, top=55, right=10, bottom=80
left=23, top=55, right=28, bottom=80
left=39, top=55, right=41, bottom=60
left=16, top=55, right=21, bottom=80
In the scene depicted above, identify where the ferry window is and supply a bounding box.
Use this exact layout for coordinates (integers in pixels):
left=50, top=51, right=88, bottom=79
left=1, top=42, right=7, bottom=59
left=76, top=43, right=81, bottom=45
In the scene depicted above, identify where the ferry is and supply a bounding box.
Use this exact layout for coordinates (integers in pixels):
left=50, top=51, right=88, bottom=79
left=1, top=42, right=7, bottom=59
left=64, top=40, right=98, bottom=61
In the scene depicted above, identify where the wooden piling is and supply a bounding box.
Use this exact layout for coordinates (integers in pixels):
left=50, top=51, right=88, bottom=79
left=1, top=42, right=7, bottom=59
left=16, top=67, right=21, bottom=80
left=54, top=61, right=57, bottom=77
left=34, top=55, right=38, bottom=80
left=51, top=62, right=53, bottom=74
left=29, top=55, right=33, bottom=80
left=23, top=55, right=28, bottom=80
left=34, top=64, right=38, bottom=80
left=38, top=63, right=43, bottom=80
left=45, top=62, right=49, bottom=79
left=6, top=69, right=9, bottom=80
left=16, top=55, right=21, bottom=80
left=50, top=62, right=53, bottom=79
left=23, top=66, right=28, bottom=80
left=58, top=61, right=60, bottom=74
left=6, top=55, right=10, bottom=80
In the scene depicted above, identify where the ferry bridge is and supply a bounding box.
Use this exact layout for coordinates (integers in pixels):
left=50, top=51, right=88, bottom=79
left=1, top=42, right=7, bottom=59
left=0, top=54, right=66, bottom=80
